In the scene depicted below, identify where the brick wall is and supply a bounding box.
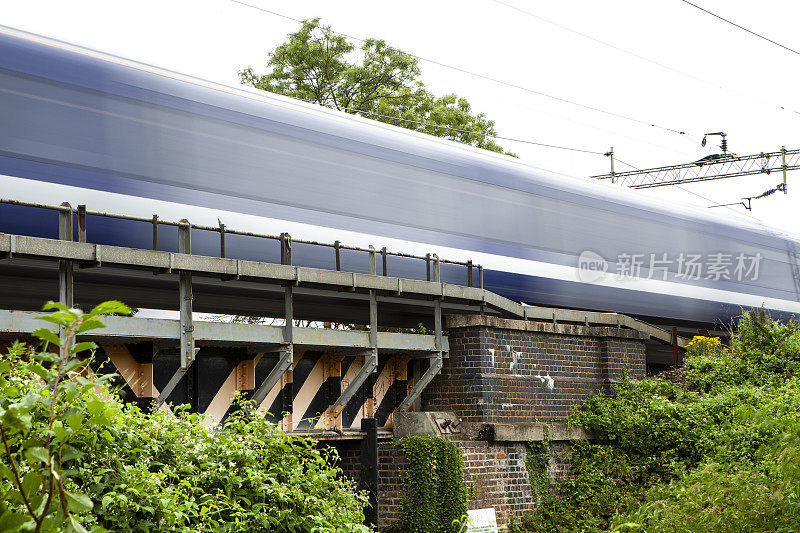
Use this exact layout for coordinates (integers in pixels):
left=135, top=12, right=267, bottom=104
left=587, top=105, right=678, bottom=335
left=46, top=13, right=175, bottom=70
left=346, top=439, right=535, bottom=529
left=549, top=440, right=573, bottom=482
left=460, top=440, right=533, bottom=523
left=423, top=316, right=647, bottom=424
left=329, top=440, right=408, bottom=529
left=330, top=315, right=647, bottom=529
left=377, top=443, right=406, bottom=528
left=332, top=440, right=361, bottom=485
left=333, top=437, right=574, bottom=529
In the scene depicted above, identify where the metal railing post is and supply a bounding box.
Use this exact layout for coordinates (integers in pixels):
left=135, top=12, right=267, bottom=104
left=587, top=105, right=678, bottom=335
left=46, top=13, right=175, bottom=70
left=77, top=204, right=87, bottom=243
left=151, top=215, right=158, bottom=250
left=57, top=203, right=74, bottom=309
left=368, top=245, right=377, bottom=276
left=368, top=245, right=378, bottom=349
left=425, top=253, right=431, bottom=281
left=219, top=221, right=226, bottom=258
left=280, top=232, right=292, bottom=265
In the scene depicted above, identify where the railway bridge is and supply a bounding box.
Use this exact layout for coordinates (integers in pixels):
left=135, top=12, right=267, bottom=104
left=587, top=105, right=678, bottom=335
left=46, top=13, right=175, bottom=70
left=0, top=199, right=687, bottom=526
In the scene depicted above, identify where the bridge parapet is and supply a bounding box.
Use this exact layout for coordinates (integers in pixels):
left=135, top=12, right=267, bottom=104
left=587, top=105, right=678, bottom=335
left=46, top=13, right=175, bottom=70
left=425, top=313, right=646, bottom=425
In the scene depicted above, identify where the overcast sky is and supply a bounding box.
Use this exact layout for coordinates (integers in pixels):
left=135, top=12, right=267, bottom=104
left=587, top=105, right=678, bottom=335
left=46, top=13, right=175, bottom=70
left=5, top=0, right=800, bottom=235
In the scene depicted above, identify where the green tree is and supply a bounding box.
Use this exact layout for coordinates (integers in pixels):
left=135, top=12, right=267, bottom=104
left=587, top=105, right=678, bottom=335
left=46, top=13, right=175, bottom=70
left=239, top=18, right=517, bottom=156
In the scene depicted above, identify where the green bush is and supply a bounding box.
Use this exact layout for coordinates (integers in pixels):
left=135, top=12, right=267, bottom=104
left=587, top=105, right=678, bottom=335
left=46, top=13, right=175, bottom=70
left=519, top=441, right=647, bottom=533
left=613, top=461, right=797, bottom=533
left=392, top=436, right=467, bottom=533
left=0, top=301, right=372, bottom=532
left=517, top=310, right=800, bottom=532
left=684, top=311, right=800, bottom=392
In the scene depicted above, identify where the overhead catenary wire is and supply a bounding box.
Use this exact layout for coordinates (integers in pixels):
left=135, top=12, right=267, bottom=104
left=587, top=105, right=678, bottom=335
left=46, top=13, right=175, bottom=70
left=708, top=182, right=787, bottom=211
left=515, top=96, right=703, bottom=159
left=294, top=97, right=605, bottom=154
left=679, top=0, right=800, bottom=58
left=230, top=0, right=789, bottom=227
left=230, top=0, right=714, bottom=159
left=352, top=110, right=605, bottom=154
left=492, top=0, right=713, bottom=88
left=230, top=0, right=694, bottom=137
left=492, top=0, right=800, bottom=117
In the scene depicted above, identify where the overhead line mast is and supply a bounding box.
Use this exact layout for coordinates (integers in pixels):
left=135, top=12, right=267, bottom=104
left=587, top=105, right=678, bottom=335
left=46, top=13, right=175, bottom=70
left=592, top=144, right=797, bottom=191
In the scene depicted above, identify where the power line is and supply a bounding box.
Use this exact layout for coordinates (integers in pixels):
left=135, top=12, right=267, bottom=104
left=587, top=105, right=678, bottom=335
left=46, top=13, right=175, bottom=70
left=494, top=0, right=800, bottom=118
left=513, top=96, right=700, bottom=159
left=230, top=0, right=694, bottom=137
left=709, top=183, right=786, bottom=211
left=492, top=0, right=711, bottom=87
left=679, top=0, right=800, bottom=57
left=295, top=97, right=605, bottom=154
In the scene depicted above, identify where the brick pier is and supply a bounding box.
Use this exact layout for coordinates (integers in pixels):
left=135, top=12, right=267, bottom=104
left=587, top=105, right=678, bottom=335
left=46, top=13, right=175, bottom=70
left=333, top=314, right=648, bottom=529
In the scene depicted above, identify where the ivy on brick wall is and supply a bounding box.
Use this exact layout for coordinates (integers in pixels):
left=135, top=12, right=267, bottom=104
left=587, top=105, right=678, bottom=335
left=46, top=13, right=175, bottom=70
left=390, top=436, right=467, bottom=533
left=525, top=435, right=551, bottom=506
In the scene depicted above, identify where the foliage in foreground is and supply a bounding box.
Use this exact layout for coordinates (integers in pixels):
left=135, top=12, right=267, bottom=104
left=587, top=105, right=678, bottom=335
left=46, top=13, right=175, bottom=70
left=0, top=301, right=371, bottom=532
left=240, top=18, right=517, bottom=157
left=517, top=310, right=800, bottom=532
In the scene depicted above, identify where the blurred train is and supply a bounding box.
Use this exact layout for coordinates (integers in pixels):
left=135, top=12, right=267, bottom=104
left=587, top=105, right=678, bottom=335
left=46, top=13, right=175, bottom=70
left=1, top=25, right=799, bottom=326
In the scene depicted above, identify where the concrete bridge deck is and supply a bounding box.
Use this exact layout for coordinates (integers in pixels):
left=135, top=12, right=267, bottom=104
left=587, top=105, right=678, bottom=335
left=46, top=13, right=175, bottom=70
left=0, top=233, right=688, bottom=346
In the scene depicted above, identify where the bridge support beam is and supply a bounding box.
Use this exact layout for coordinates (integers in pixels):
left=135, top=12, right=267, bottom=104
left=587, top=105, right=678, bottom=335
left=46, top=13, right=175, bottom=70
left=332, top=349, right=378, bottom=417
left=57, top=203, right=73, bottom=309
left=325, top=250, right=382, bottom=421
left=251, top=345, right=293, bottom=407
left=398, top=353, right=442, bottom=412
left=157, top=220, right=194, bottom=406
left=398, top=294, right=444, bottom=412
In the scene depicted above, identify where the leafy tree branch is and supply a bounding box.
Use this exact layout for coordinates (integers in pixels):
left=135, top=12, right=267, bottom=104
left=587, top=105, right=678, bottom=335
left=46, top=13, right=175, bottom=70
left=240, top=18, right=517, bottom=157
